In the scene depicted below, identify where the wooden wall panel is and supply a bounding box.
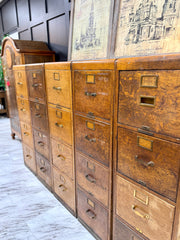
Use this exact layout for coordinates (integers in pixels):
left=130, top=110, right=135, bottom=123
left=29, top=0, right=45, bottom=21
left=16, top=0, right=30, bottom=28
left=31, top=23, right=47, bottom=42
left=19, top=29, right=31, bottom=40
left=46, top=0, right=64, bottom=14
left=1, top=0, right=17, bottom=33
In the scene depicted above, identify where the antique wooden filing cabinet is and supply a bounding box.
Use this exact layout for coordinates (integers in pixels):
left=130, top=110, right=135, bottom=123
left=1, top=37, right=55, bottom=139
left=72, top=60, right=115, bottom=240
left=113, top=55, right=180, bottom=240
left=45, top=62, right=76, bottom=214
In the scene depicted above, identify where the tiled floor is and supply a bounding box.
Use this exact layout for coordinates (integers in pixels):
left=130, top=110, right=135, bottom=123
left=0, top=117, right=95, bottom=240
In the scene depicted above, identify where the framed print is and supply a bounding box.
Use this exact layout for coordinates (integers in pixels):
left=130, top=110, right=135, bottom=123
left=68, top=0, right=114, bottom=60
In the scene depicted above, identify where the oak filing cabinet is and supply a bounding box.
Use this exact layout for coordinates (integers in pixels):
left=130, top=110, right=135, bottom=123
left=72, top=60, right=115, bottom=240
left=113, top=55, right=180, bottom=240
left=14, top=65, right=36, bottom=174
left=45, top=62, right=76, bottom=215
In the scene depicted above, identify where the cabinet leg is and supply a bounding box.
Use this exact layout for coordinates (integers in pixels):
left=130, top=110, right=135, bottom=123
left=11, top=133, right=15, bottom=140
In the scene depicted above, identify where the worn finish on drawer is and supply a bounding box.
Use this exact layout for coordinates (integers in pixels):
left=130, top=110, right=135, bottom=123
left=48, top=105, right=72, bottom=145
left=14, top=70, right=28, bottom=98
left=74, top=70, right=112, bottom=120
left=33, top=129, right=49, bottom=159
left=76, top=152, right=109, bottom=207
left=36, top=152, right=51, bottom=187
left=118, top=70, right=180, bottom=138
left=53, top=166, right=75, bottom=212
left=117, top=127, right=180, bottom=202
left=75, top=115, right=110, bottom=166
left=20, top=122, right=33, bottom=148
left=22, top=143, right=36, bottom=173
left=30, top=101, right=48, bottom=132
left=114, top=217, right=148, bottom=240
left=51, top=138, right=73, bottom=179
left=77, top=187, right=109, bottom=240
left=46, top=70, right=72, bottom=109
left=17, top=97, right=31, bottom=123
left=27, top=68, right=46, bottom=103
left=116, top=175, right=175, bottom=240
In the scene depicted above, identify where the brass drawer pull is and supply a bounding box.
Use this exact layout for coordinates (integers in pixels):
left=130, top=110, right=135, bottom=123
left=17, top=82, right=23, bottom=85
left=86, top=209, right=96, bottom=219
left=38, top=141, right=44, bottom=147
left=85, top=135, right=96, bottom=142
left=32, top=83, right=39, bottom=87
left=20, top=108, right=26, bottom=112
left=26, top=154, right=32, bottom=159
left=140, top=96, right=155, bottom=107
left=57, top=155, right=65, bottom=161
left=85, top=92, right=97, bottom=97
left=59, top=184, right=67, bottom=191
left=132, top=205, right=149, bottom=219
left=55, top=122, right=63, bottom=128
left=35, top=113, right=41, bottom=118
left=53, top=86, right=62, bottom=91
left=40, top=167, right=46, bottom=172
left=135, top=155, right=155, bottom=167
left=85, top=174, right=96, bottom=183
left=23, top=132, right=29, bottom=136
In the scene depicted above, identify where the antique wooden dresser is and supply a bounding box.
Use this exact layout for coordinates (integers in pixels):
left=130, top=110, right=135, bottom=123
left=1, top=37, right=55, bottom=139
left=113, top=55, right=180, bottom=240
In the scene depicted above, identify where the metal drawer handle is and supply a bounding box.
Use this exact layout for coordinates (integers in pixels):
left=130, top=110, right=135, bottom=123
left=53, top=86, right=62, bottom=91
left=59, top=184, right=67, bottom=191
left=85, top=92, right=97, bottom=97
left=20, top=108, right=26, bottom=112
left=32, top=83, right=39, bottom=87
left=35, top=113, right=41, bottom=118
left=85, top=135, right=96, bottom=143
left=135, top=155, right=155, bottom=167
left=26, top=154, right=32, bottom=159
left=40, top=167, right=46, bottom=173
left=57, top=155, right=65, bottom=161
left=55, top=122, right=63, bottom=128
left=17, top=82, right=23, bottom=85
left=86, top=209, right=96, bottom=219
left=132, top=205, right=149, bottom=220
left=85, top=174, right=96, bottom=183
left=23, top=132, right=29, bottom=136
left=38, top=141, right=44, bottom=147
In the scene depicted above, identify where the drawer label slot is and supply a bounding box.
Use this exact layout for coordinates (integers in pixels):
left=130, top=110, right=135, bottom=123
left=86, top=74, right=95, bottom=84
left=86, top=121, right=95, bottom=130
left=140, top=96, right=155, bottom=107
left=134, top=190, right=149, bottom=205
left=137, top=136, right=153, bottom=151
left=140, top=75, right=158, bottom=88
left=87, top=198, right=95, bottom=209
left=54, top=72, right=60, bottom=81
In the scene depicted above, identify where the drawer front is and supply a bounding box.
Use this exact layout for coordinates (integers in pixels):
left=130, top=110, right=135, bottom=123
left=46, top=70, right=72, bottom=109
left=36, top=152, right=51, bottom=187
left=33, top=129, right=49, bottom=159
left=117, top=127, right=180, bottom=202
left=20, top=122, right=33, bottom=148
left=22, top=144, right=36, bottom=173
left=114, top=217, right=148, bottom=240
left=51, top=138, right=73, bottom=179
left=27, top=69, right=46, bottom=103
left=77, top=187, right=109, bottom=240
left=116, top=175, right=175, bottom=240
left=17, top=97, right=31, bottom=123
left=53, top=167, right=75, bottom=212
left=48, top=106, right=72, bottom=145
left=74, top=70, right=112, bottom=120
left=118, top=70, right=180, bottom=138
left=30, top=102, right=48, bottom=132
left=75, top=115, right=110, bottom=166
left=14, top=71, right=28, bottom=98
left=76, top=152, right=109, bottom=207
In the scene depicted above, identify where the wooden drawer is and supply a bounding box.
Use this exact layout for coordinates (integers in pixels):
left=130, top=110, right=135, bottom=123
left=74, top=70, right=112, bottom=120
left=76, top=152, right=109, bottom=207
left=46, top=70, right=72, bottom=109
left=48, top=105, right=72, bottom=145
left=75, top=115, right=110, bottom=166
left=30, top=101, right=48, bottom=132
left=77, top=187, right=109, bottom=240
left=51, top=138, right=74, bottom=179
left=117, top=127, right=180, bottom=202
left=33, top=129, right=49, bottom=159
left=14, top=70, right=28, bottom=98
left=36, top=152, right=51, bottom=187
left=113, top=217, right=148, bottom=240
left=27, top=67, right=46, bottom=103
left=118, top=70, right=180, bottom=138
left=22, top=144, right=36, bottom=173
left=20, top=122, right=33, bottom=148
left=115, top=175, right=175, bottom=240
left=53, top=166, right=75, bottom=212
left=17, top=97, right=31, bottom=123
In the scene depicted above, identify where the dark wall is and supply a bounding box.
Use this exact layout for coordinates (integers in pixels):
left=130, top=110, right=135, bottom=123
left=0, top=0, right=71, bottom=61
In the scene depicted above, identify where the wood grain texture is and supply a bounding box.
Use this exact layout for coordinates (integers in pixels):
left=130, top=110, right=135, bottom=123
left=36, top=152, right=51, bottom=187
left=76, top=151, right=109, bottom=208
left=14, top=70, right=28, bottom=99
left=17, top=97, right=31, bottom=124
left=33, top=129, right=49, bottom=159
left=22, top=143, right=36, bottom=174
left=115, top=175, right=175, bottom=240
left=20, top=121, right=34, bottom=148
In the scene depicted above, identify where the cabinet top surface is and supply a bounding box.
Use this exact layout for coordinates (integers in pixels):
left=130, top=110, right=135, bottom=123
left=45, top=62, right=71, bottom=70
left=72, top=59, right=115, bottom=70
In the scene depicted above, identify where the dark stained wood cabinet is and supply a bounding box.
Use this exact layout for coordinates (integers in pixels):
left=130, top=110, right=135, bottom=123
left=1, top=37, right=55, bottom=139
